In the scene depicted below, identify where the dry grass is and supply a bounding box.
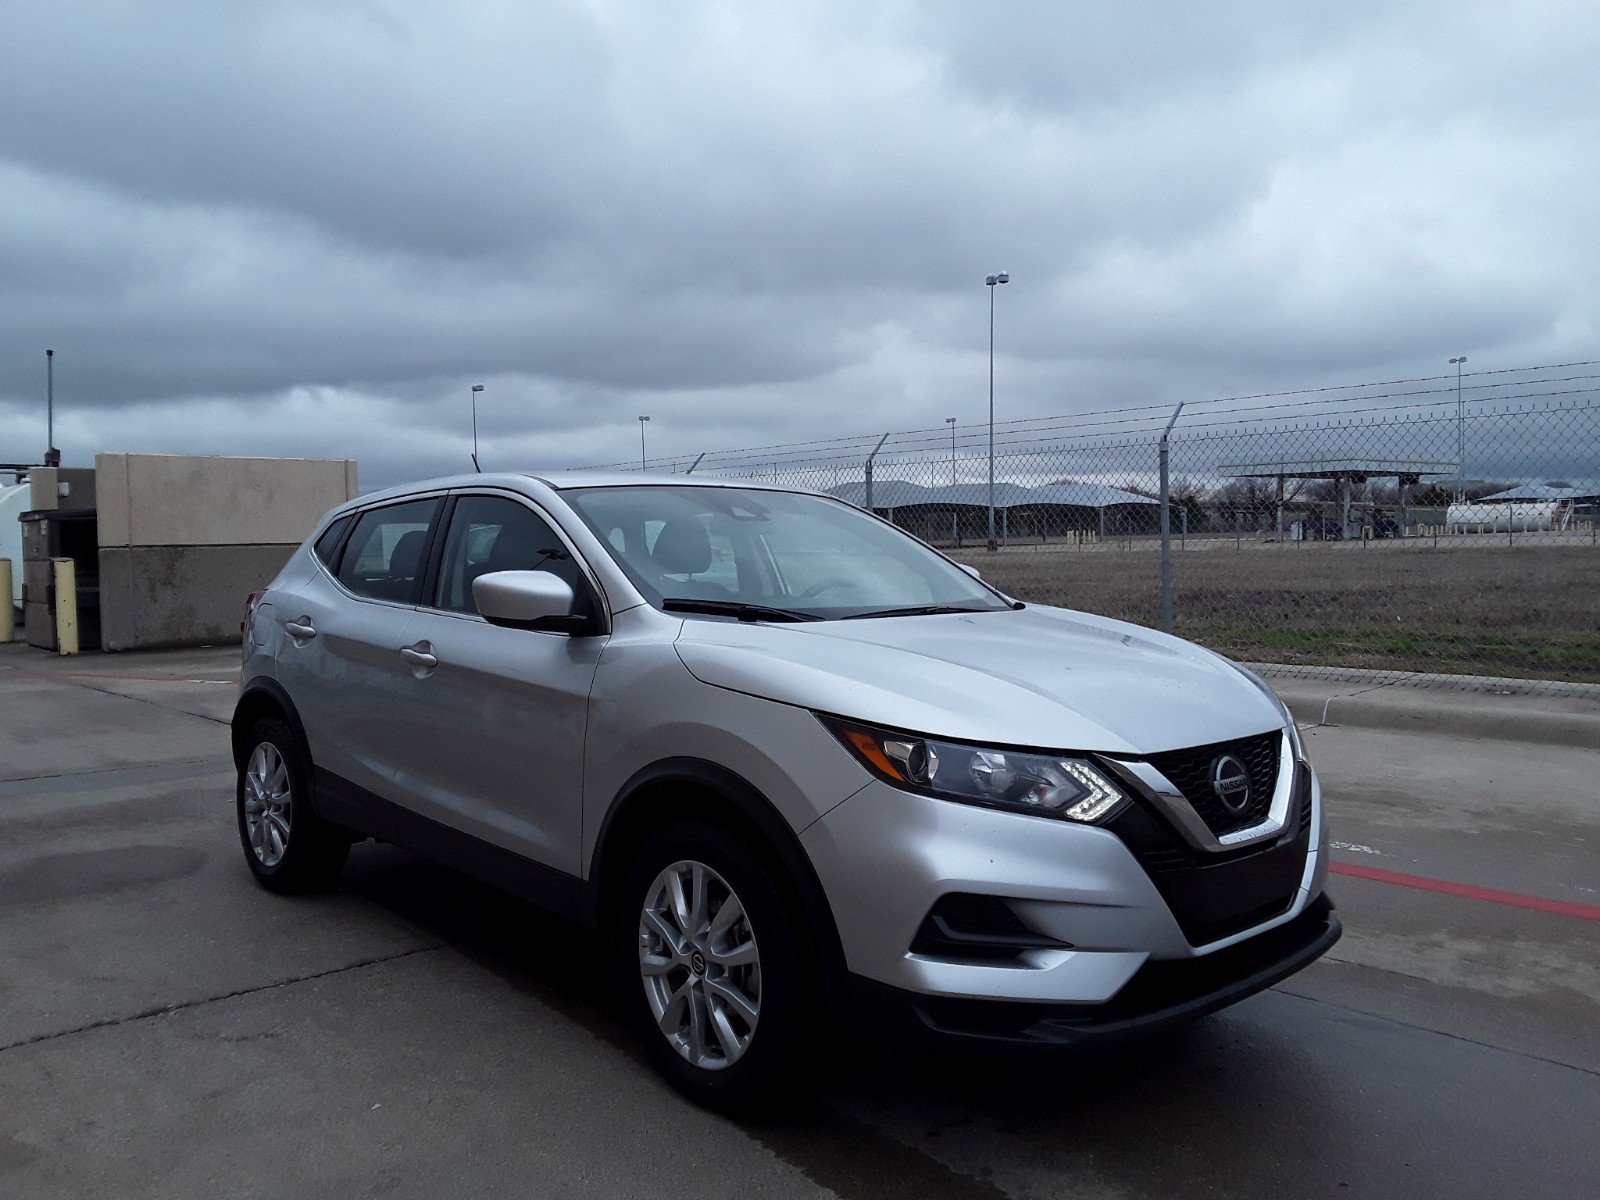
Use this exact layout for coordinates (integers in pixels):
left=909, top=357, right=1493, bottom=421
left=951, top=542, right=1600, bottom=683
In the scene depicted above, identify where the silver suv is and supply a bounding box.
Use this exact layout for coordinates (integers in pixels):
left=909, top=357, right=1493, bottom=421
left=233, top=473, right=1338, bottom=1108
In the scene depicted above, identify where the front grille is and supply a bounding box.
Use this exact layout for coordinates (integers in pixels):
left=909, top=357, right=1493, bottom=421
left=1104, top=766, right=1311, bottom=946
left=1144, top=730, right=1281, bottom=837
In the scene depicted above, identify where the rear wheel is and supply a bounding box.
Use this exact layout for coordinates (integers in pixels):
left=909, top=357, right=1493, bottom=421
left=236, top=716, right=349, bottom=893
left=619, top=819, right=815, bottom=1111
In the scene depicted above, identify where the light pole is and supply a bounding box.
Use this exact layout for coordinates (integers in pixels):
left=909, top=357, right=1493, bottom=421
left=45, top=349, right=60, bottom=467
left=1449, top=356, right=1468, bottom=500
left=638, top=415, right=651, bottom=470
left=469, top=384, right=485, bottom=472
left=985, top=271, right=1009, bottom=550
left=946, top=416, right=958, bottom=545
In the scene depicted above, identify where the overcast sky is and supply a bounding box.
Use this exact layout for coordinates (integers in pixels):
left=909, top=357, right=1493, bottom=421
left=2, top=1, right=1596, bottom=487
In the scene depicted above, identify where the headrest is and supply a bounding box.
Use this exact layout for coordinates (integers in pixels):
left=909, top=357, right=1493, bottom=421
left=486, top=521, right=547, bottom=573
left=651, top=517, right=712, bottom=575
left=389, top=529, right=426, bottom=578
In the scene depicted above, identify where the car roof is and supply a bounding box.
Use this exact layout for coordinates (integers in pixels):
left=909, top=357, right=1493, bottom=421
left=337, top=471, right=824, bottom=513
left=525, top=470, right=813, bottom=492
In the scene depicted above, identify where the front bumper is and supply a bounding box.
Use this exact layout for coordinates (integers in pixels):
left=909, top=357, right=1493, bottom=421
left=846, top=896, right=1340, bottom=1047
left=799, top=763, right=1329, bottom=1006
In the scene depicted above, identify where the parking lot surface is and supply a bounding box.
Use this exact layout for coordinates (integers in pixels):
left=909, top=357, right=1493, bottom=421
left=2, top=642, right=1597, bottom=1198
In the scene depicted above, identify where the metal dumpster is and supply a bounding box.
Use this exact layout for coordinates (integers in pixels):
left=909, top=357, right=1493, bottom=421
left=19, top=507, right=100, bottom=651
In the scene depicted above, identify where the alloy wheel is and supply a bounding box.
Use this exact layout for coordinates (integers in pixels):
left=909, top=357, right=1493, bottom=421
left=243, top=742, right=293, bottom=868
left=638, top=860, right=762, bottom=1070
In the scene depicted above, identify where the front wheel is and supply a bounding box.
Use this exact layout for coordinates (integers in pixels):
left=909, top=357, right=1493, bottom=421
left=236, top=716, right=349, bottom=893
left=619, top=819, right=815, bottom=1111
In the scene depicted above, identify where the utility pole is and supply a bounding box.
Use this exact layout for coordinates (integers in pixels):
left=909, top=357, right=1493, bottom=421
left=638, top=415, right=651, bottom=470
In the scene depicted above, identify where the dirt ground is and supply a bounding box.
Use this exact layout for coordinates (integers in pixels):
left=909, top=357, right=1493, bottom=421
left=951, top=540, right=1600, bottom=682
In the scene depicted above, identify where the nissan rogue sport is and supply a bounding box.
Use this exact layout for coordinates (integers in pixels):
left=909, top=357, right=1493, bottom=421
left=233, top=472, right=1339, bottom=1109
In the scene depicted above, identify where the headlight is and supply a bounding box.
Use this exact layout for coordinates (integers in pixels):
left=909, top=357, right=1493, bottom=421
left=820, top=717, right=1126, bottom=822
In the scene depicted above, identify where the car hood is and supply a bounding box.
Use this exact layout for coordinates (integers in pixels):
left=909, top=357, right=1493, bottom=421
left=672, top=604, right=1284, bottom=755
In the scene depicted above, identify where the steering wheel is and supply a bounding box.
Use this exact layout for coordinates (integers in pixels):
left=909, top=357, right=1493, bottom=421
left=796, top=577, right=855, bottom=600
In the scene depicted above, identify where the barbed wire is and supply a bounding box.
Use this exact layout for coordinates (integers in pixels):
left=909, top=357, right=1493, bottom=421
left=585, top=358, right=1600, bottom=473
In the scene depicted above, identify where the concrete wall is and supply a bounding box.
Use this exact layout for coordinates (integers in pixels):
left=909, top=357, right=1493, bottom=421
left=96, top=453, right=358, bottom=651
left=96, top=453, right=358, bottom=548
left=99, top=545, right=299, bottom=650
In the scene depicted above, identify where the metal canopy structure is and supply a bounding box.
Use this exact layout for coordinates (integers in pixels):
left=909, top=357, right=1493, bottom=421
left=1217, top=458, right=1459, bottom=542
left=1216, top=457, right=1458, bottom=482
left=1478, top=482, right=1591, bottom=503
left=825, top=478, right=1159, bottom=545
left=826, top=479, right=1156, bottom=511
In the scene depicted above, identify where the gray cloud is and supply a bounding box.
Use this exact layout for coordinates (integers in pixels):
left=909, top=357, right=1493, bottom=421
left=1, top=1, right=1596, bottom=488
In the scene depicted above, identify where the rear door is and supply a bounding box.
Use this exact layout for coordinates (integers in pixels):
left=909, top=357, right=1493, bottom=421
left=381, top=491, right=606, bottom=878
left=273, top=496, right=443, bottom=819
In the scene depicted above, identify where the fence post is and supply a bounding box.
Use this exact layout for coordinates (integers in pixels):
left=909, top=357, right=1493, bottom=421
left=864, top=432, right=890, bottom=512
left=684, top=451, right=706, bottom=475
left=1159, top=402, right=1185, bottom=635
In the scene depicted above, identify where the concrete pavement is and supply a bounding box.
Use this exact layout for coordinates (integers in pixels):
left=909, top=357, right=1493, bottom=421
left=1, top=642, right=1596, bottom=1198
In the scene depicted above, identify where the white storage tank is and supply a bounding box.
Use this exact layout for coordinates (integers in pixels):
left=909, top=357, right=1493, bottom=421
left=1445, top=500, right=1564, bottom=532
left=1, top=482, right=28, bottom=610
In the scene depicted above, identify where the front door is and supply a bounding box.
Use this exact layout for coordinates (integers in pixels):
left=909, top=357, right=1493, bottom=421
left=382, top=492, right=605, bottom=877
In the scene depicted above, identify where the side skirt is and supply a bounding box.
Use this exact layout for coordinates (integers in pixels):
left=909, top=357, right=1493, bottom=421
left=313, top=766, right=586, bottom=924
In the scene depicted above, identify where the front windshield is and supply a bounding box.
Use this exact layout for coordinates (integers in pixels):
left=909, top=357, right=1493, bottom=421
left=563, top=485, right=1012, bottom=619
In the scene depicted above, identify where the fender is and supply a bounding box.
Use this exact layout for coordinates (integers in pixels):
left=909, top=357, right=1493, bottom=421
left=586, top=757, right=850, bottom=999
left=232, top=679, right=378, bottom=834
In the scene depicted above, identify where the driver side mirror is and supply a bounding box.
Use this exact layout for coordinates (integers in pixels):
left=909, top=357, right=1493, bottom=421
left=473, top=571, right=594, bottom=634
left=957, top=563, right=983, bottom=581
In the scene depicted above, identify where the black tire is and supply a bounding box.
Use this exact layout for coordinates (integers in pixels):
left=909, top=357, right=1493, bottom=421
left=617, top=818, right=817, bottom=1112
left=235, top=716, right=350, bottom=894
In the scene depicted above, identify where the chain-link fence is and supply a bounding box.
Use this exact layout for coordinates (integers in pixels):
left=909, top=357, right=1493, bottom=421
left=594, top=361, right=1600, bottom=693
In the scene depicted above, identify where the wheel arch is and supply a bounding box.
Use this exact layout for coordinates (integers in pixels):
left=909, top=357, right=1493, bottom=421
left=231, top=679, right=310, bottom=771
left=586, top=758, right=849, bottom=1002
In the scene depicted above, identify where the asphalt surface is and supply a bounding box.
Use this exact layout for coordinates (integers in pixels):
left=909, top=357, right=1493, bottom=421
left=1, top=642, right=1596, bottom=1199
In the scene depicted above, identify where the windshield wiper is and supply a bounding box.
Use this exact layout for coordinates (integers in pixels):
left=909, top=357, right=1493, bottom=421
left=842, top=604, right=999, bottom=620
left=661, top=598, right=822, bottom=623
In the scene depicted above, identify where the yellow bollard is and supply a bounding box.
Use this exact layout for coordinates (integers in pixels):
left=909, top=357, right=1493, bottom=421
left=52, top=557, right=78, bottom=655
left=0, top=559, right=12, bottom=643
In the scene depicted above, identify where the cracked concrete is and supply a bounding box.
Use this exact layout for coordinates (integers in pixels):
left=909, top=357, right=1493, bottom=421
left=1, top=641, right=1596, bottom=1198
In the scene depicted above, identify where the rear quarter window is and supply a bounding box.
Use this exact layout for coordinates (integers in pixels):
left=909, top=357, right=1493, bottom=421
left=312, top=514, right=353, bottom=568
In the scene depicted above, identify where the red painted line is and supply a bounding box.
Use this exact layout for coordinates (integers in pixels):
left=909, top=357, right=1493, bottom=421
left=1330, top=861, right=1600, bottom=922
left=0, top=671, right=239, bottom=684
left=63, top=673, right=239, bottom=684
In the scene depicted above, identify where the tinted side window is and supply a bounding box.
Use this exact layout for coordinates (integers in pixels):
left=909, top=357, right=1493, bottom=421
left=312, top=514, right=353, bottom=568
left=335, top=499, right=440, bottom=603
left=433, top=495, right=593, bottom=617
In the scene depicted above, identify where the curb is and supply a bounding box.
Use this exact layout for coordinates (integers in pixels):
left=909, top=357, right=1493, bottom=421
left=1272, top=681, right=1600, bottom=750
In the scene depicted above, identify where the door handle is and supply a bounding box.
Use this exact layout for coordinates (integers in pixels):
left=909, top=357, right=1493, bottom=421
left=285, top=618, right=317, bottom=639
left=399, top=644, right=438, bottom=669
